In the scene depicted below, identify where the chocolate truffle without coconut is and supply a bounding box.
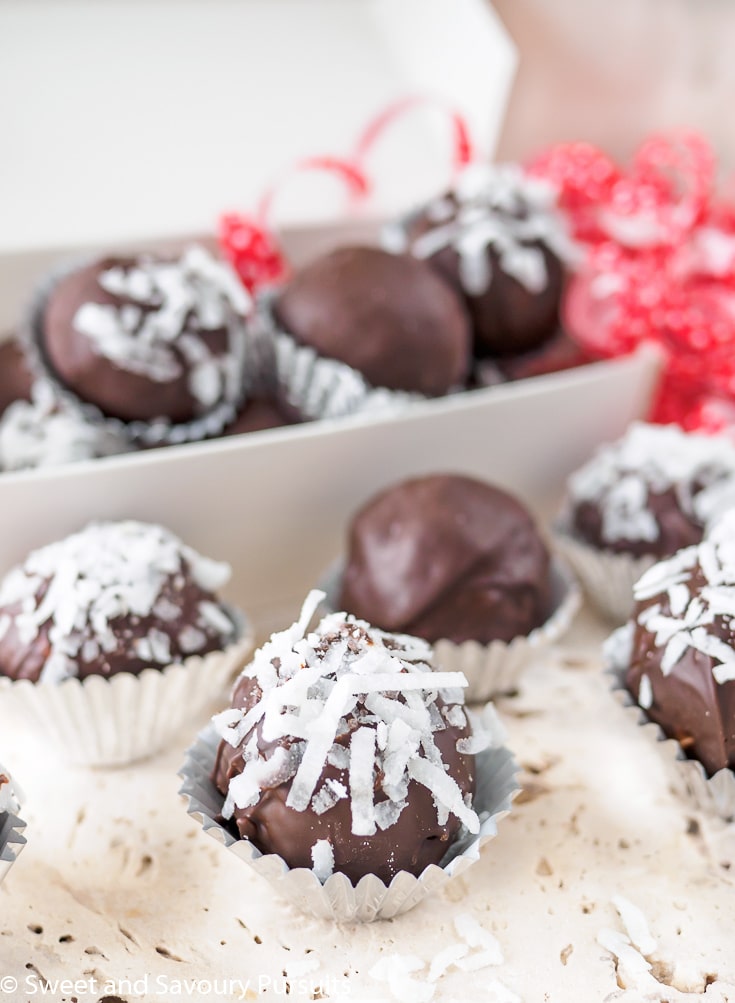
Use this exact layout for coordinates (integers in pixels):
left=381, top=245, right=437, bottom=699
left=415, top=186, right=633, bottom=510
left=387, top=163, right=577, bottom=357
left=40, top=245, right=250, bottom=425
left=624, top=513, right=735, bottom=775
left=212, top=591, right=479, bottom=885
left=272, top=246, right=471, bottom=396
left=339, top=474, right=552, bottom=645
left=0, top=520, right=237, bottom=683
left=562, top=423, right=735, bottom=559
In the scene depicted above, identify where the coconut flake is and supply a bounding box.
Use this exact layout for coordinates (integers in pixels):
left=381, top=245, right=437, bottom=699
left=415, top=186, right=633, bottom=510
left=310, top=839, right=334, bottom=882
left=612, top=895, right=657, bottom=957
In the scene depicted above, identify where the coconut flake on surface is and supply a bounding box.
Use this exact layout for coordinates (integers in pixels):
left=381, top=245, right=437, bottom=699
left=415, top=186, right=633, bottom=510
left=214, top=590, right=478, bottom=837
left=566, top=423, right=735, bottom=545
left=369, top=954, right=435, bottom=1003
left=0, top=520, right=234, bottom=682
left=612, top=895, right=657, bottom=956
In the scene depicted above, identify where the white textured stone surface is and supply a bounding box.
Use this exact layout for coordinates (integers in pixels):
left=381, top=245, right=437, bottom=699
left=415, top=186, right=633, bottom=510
left=1, top=605, right=733, bottom=1003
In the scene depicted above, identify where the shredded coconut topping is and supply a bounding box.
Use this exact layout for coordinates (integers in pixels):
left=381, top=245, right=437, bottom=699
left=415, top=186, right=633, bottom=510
left=0, top=381, right=131, bottom=471
left=72, top=246, right=250, bottom=409
left=213, top=590, right=482, bottom=837
left=567, top=422, right=735, bottom=545
left=387, top=163, right=578, bottom=296
left=0, top=520, right=233, bottom=682
left=632, top=510, right=735, bottom=685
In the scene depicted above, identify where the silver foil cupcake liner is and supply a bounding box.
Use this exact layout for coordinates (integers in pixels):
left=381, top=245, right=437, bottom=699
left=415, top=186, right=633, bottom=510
left=318, top=558, right=581, bottom=703
left=21, top=254, right=252, bottom=449
left=178, top=721, right=518, bottom=923
left=0, top=810, right=27, bottom=886
left=0, top=621, right=254, bottom=768
left=605, top=625, right=735, bottom=823
left=252, top=291, right=418, bottom=423
left=552, top=524, right=655, bottom=625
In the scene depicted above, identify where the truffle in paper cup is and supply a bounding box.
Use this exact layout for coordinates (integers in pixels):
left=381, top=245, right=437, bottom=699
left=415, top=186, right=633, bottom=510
left=603, top=501, right=735, bottom=824
left=0, top=520, right=254, bottom=767
left=179, top=590, right=518, bottom=922
left=22, top=246, right=253, bottom=448
left=553, top=422, right=735, bottom=624
left=179, top=720, right=517, bottom=923
left=606, top=625, right=735, bottom=823
left=252, top=290, right=419, bottom=423
left=0, top=766, right=27, bottom=884
left=552, top=525, right=654, bottom=625
left=0, top=629, right=253, bottom=768
left=319, top=558, right=581, bottom=703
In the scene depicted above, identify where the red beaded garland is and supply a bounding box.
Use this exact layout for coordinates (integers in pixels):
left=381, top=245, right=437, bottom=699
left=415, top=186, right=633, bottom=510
left=531, top=132, right=735, bottom=434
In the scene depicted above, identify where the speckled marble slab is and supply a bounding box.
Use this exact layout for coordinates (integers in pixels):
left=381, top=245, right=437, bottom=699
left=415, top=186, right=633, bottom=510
left=0, top=605, right=733, bottom=1003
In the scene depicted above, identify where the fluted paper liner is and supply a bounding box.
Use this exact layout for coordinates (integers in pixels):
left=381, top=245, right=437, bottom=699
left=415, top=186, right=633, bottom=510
left=319, top=558, right=581, bottom=704
left=552, top=523, right=655, bottom=625
left=22, top=256, right=251, bottom=448
left=0, top=625, right=254, bottom=768
left=179, top=723, right=517, bottom=923
left=0, top=810, right=27, bottom=886
left=606, top=625, right=735, bottom=823
left=252, top=292, right=418, bottom=423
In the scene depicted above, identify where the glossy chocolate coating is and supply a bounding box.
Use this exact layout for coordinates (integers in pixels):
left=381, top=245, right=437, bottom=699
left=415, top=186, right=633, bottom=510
left=403, top=200, right=564, bottom=357
left=471, top=329, right=594, bottom=388
left=40, top=252, right=246, bottom=424
left=0, top=338, right=33, bottom=416
left=0, top=522, right=235, bottom=683
left=339, top=474, right=552, bottom=644
left=273, top=246, right=471, bottom=396
left=571, top=487, right=708, bottom=559
left=0, top=568, right=231, bottom=682
left=213, top=673, right=475, bottom=885
left=626, top=564, right=735, bottom=775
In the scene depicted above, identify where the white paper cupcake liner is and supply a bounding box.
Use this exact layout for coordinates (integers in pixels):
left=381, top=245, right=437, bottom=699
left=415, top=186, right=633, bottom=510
left=0, top=810, right=27, bottom=885
left=605, top=625, right=735, bottom=823
left=0, top=622, right=254, bottom=768
left=318, top=558, right=581, bottom=704
left=552, top=525, right=655, bottom=625
left=252, top=292, right=419, bottom=423
left=178, top=721, right=518, bottom=923
left=22, top=256, right=251, bottom=448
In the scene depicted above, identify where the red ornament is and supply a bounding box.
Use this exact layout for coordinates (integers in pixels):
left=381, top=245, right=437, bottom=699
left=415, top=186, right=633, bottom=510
left=218, top=213, right=287, bottom=294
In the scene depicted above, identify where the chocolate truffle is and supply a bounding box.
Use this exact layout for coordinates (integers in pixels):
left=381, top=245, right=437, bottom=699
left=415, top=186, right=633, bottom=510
left=471, top=329, right=594, bottom=388
left=339, top=474, right=552, bottom=645
left=272, top=246, right=471, bottom=396
left=624, top=514, right=735, bottom=775
left=0, top=381, right=132, bottom=472
left=562, top=423, right=735, bottom=559
left=0, top=763, right=21, bottom=818
left=386, top=163, right=578, bottom=357
left=40, top=245, right=250, bottom=425
left=220, top=395, right=304, bottom=437
left=0, top=337, right=33, bottom=417
left=212, top=591, right=479, bottom=886
left=0, top=520, right=237, bottom=683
